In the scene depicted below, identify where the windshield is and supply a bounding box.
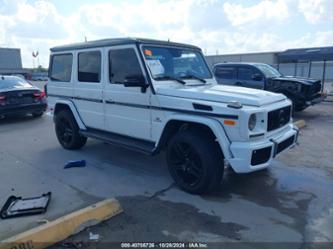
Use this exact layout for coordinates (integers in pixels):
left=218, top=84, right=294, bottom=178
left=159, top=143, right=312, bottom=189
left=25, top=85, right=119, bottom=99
left=142, top=46, right=212, bottom=81
left=0, top=76, right=32, bottom=90
left=256, top=64, right=282, bottom=78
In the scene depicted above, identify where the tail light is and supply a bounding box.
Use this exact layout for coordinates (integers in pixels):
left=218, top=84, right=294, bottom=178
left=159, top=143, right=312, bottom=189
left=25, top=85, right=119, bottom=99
left=0, top=95, right=6, bottom=106
left=33, top=91, right=46, bottom=100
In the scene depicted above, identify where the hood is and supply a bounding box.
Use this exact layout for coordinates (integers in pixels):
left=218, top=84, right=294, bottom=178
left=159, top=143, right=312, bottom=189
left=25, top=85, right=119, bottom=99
left=271, top=76, right=320, bottom=85
left=156, top=84, right=286, bottom=107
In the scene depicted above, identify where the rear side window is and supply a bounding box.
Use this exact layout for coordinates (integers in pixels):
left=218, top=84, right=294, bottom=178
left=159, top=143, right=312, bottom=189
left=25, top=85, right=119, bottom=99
left=78, top=51, right=101, bottom=83
left=238, top=67, right=254, bottom=80
left=214, top=66, right=236, bottom=79
left=109, top=48, right=143, bottom=84
left=50, top=54, right=73, bottom=82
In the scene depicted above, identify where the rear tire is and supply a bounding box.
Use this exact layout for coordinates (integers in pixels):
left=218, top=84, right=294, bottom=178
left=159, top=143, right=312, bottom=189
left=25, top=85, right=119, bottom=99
left=166, top=130, right=224, bottom=194
left=55, top=110, right=87, bottom=150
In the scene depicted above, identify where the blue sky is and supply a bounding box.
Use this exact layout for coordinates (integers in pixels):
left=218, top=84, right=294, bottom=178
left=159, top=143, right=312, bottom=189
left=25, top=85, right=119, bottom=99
left=0, top=0, right=332, bottom=68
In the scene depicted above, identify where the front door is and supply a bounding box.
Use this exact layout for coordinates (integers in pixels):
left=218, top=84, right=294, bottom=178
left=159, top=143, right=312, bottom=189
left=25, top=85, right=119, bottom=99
left=103, top=45, right=152, bottom=141
left=237, top=66, right=265, bottom=89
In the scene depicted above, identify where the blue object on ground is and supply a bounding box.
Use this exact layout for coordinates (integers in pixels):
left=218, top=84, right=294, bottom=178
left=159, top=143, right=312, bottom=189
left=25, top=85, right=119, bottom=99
left=64, top=160, right=86, bottom=169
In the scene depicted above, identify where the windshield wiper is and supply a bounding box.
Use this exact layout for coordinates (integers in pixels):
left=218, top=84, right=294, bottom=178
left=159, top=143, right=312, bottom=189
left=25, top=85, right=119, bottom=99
left=155, top=75, right=186, bottom=85
left=180, top=74, right=206, bottom=83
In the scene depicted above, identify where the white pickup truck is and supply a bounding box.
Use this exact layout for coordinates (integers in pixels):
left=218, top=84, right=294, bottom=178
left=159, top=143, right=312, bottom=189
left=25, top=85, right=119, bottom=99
left=47, top=38, right=298, bottom=194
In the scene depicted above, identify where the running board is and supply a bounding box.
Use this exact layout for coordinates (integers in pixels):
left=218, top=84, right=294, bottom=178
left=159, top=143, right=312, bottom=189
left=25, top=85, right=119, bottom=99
left=80, top=128, right=156, bottom=155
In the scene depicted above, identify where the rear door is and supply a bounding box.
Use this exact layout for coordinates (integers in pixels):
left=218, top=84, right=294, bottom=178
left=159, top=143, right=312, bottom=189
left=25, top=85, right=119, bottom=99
left=237, top=66, right=265, bottom=89
left=213, top=65, right=237, bottom=85
left=73, top=49, right=105, bottom=130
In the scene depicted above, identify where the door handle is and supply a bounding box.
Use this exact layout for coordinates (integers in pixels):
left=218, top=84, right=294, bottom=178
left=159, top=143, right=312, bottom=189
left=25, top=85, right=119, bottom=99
left=105, top=99, right=114, bottom=104
left=235, top=82, right=243, bottom=86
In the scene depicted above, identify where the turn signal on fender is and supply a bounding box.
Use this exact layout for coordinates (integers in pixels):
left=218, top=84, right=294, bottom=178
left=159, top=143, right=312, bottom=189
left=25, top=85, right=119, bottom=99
left=224, top=120, right=236, bottom=126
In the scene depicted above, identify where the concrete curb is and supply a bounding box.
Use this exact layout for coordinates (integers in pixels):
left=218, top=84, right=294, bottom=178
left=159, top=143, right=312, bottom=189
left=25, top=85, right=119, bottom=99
left=294, top=119, right=306, bottom=129
left=0, top=198, right=122, bottom=249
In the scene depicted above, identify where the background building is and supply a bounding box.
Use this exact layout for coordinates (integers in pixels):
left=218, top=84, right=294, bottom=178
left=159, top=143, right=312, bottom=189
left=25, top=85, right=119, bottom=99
left=0, top=47, right=30, bottom=76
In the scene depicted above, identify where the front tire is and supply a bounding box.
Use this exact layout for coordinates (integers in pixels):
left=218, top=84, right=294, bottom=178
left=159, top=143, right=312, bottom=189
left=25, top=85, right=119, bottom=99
left=55, top=110, right=87, bottom=150
left=294, top=104, right=307, bottom=112
left=166, top=130, right=224, bottom=194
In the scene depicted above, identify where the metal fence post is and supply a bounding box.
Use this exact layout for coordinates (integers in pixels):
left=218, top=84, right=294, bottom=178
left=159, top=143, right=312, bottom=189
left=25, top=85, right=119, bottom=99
left=322, top=60, right=326, bottom=92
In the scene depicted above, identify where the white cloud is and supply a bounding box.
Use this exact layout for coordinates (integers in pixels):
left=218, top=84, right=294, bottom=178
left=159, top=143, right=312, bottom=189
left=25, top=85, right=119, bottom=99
left=0, top=0, right=332, bottom=68
left=223, top=0, right=290, bottom=27
left=298, top=0, right=333, bottom=24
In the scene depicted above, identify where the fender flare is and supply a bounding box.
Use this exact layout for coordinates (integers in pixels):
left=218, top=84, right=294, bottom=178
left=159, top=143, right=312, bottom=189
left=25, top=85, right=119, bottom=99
left=54, top=99, right=86, bottom=130
left=156, top=114, right=233, bottom=160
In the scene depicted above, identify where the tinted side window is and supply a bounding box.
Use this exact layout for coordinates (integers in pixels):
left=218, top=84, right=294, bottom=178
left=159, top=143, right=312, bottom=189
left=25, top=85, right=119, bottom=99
left=238, top=67, right=254, bottom=80
left=214, top=66, right=236, bottom=79
left=109, top=48, right=143, bottom=84
left=50, top=54, right=73, bottom=82
left=78, top=51, right=101, bottom=83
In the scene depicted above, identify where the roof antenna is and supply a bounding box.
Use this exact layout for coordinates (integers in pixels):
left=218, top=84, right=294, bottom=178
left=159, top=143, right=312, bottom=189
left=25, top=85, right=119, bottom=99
left=168, top=38, right=170, bottom=42
left=85, top=36, right=88, bottom=42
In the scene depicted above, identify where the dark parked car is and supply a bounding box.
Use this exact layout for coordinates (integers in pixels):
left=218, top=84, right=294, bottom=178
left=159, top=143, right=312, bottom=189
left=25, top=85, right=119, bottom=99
left=0, top=75, right=47, bottom=118
left=213, top=63, right=326, bottom=111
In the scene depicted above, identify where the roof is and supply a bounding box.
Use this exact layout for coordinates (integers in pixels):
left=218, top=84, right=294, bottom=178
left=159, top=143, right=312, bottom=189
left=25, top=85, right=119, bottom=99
left=206, top=51, right=279, bottom=58
left=277, top=46, right=333, bottom=62
left=214, top=62, right=267, bottom=67
left=0, top=47, right=21, bottom=51
left=50, top=37, right=201, bottom=52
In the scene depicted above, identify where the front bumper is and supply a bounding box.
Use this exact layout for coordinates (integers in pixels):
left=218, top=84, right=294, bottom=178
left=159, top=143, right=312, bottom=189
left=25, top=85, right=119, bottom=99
left=306, top=92, right=327, bottom=106
left=0, top=103, right=47, bottom=116
left=227, top=124, right=298, bottom=173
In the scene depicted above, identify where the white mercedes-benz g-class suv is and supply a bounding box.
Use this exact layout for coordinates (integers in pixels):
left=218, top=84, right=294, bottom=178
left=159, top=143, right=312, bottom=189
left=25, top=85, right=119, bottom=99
left=47, top=38, right=298, bottom=194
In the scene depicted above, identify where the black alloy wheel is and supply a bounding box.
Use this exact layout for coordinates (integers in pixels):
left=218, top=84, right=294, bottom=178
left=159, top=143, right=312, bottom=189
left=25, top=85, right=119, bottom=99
left=168, top=141, right=204, bottom=187
left=55, top=110, right=87, bottom=150
left=167, top=130, right=224, bottom=194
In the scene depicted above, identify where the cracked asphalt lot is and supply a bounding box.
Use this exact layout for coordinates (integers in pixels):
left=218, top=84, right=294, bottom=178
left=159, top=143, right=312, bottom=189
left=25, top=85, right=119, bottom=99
left=0, top=100, right=332, bottom=246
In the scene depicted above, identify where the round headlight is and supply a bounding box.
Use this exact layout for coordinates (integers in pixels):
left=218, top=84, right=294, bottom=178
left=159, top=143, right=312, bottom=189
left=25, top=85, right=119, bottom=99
left=248, top=114, right=257, bottom=131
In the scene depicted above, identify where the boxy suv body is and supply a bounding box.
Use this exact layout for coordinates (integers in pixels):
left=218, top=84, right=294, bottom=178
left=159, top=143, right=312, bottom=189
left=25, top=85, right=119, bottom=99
left=214, top=63, right=326, bottom=111
left=47, top=38, right=298, bottom=194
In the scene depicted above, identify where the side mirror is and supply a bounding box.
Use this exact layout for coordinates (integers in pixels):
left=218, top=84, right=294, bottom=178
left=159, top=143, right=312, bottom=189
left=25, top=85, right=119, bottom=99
left=124, top=75, right=148, bottom=92
left=252, top=73, right=263, bottom=81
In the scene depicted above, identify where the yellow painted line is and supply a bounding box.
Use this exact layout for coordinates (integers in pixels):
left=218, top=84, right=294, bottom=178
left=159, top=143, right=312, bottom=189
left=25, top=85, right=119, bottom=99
left=294, top=119, right=306, bottom=129
left=0, top=198, right=122, bottom=249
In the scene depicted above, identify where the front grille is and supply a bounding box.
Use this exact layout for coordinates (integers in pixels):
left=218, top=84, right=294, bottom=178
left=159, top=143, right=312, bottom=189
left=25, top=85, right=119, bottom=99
left=276, top=135, right=295, bottom=154
left=306, top=81, right=322, bottom=96
left=251, top=146, right=272, bottom=166
left=267, top=106, right=291, bottom=132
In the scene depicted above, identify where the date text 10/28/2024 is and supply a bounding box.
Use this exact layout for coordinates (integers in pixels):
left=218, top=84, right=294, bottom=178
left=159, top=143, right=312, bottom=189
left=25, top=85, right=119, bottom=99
left=121, top=242, right=208, bottom=248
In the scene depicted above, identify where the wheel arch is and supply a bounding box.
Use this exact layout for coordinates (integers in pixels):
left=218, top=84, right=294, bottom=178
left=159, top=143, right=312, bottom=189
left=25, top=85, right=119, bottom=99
left=155, top=115, right=232, bottom=159
left=53, top=100, right=86, bottom=130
